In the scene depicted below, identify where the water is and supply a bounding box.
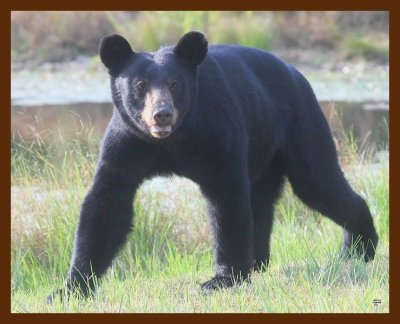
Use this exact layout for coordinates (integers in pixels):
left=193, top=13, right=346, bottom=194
left=11, top=101, right=388, bottom=150
left=11, top=62, right=389, bottom=106
left=319, top=101, right=388, bottom=150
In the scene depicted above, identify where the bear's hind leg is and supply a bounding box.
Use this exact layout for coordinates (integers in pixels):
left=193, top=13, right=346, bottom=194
left=284, top=131, right=378, bottom=262
left=198, top=163, right=254, bottom=290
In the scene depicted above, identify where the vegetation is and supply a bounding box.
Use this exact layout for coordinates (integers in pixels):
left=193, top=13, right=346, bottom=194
left=343, top=37, right=389, bottom=62
left=11, top=11, right=388, bottom=66
left=11, top=117, right=389, bottom=313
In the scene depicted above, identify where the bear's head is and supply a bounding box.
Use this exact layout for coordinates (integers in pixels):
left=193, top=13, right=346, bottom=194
left=99, top=31, right=208, bottom=140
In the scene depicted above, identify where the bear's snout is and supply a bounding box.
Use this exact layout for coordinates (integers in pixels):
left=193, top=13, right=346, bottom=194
left=140, top=88, right=179, bottom=139
left=153, top=108, right=173, bottom=126
left=149, top=107, right=174, bottom=139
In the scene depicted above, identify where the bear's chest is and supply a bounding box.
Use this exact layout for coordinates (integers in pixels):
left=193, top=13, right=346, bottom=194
left=147, top=137, right=226, bottom=182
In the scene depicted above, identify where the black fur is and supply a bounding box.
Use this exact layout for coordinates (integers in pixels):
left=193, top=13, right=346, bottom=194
left=174, top=31, right=208, bottom=66
left=48, top=31, right=378, bottom=300
left=99, top=34, right=134, bottom=76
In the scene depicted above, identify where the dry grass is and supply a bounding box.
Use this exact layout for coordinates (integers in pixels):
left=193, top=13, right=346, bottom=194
left=11, top=11, right=388, bottom=65
left=11, top=11, right=113, bottom=63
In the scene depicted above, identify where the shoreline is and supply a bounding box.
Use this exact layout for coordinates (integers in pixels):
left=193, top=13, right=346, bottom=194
left=11, top=53, right=389, bottom=106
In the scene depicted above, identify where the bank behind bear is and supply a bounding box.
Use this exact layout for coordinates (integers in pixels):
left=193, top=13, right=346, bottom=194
left=48, top=31, right=378, bottom=302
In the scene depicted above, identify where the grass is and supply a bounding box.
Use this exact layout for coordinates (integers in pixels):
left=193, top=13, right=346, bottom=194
left=11, top=121, right=389, bottom=313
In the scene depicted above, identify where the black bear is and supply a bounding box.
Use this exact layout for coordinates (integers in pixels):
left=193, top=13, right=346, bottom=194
left=48, top=31, right=378, bottom=301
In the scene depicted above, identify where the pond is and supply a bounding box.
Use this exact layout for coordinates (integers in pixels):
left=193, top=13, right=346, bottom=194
left=11, top=101, right=389, bottom=151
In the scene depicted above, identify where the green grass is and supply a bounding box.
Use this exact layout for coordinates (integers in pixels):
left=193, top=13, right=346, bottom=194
left=342, top=36, right=389, bottom=62
left=11, top=130, right=389, bottom=313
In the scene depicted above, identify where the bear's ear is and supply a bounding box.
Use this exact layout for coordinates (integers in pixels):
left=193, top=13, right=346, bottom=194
left=174, top=31, right=208, bottom=66
left=99, top=34, right=134, bottom=76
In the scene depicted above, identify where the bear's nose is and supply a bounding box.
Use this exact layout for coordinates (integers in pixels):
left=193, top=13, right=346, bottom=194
left=153, top=109, right=173, bottom=125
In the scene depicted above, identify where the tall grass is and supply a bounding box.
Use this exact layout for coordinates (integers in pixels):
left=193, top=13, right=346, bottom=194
left=11, top=117, right=389, bottom=312
left=11, top=11, right=388, bottom=65
left=106, top=11, right=274, bottom=52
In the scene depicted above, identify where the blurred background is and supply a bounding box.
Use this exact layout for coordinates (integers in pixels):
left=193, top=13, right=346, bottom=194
left=11, top=11, right=389, bottom=150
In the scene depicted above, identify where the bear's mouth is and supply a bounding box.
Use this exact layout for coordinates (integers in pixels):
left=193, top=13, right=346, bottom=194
left=150, top=125, right=172, bottom=139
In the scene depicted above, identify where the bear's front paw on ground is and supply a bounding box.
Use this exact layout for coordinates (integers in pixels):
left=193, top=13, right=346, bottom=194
left=46, top=279, right=95, bottom=304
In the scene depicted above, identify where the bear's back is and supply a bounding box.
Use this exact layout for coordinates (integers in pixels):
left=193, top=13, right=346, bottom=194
left=200, top=44, right=301, bottom=105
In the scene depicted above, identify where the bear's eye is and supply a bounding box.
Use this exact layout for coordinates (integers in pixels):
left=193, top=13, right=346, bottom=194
left=135, top=80, right=147, bottom=93
left=169, top=80, right=178, bottom=92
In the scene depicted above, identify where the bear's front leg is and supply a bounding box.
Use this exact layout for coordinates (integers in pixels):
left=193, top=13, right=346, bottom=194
left=198, top=169, right=254, bottom=290
left=67, top=166, right=139, bottom=296
left=46, top=158, right=145, bottom=303
left=46, top=127, right=153, bottom=303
